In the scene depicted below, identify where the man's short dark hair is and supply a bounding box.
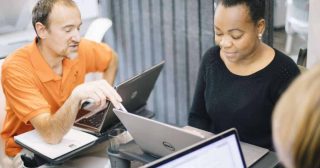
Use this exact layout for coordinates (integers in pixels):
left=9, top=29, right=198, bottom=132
left=32, top=0, right=77, bottom=37
left=216, top=0, right=265, bottom=24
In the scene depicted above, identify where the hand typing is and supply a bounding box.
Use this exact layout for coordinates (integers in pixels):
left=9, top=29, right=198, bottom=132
left=71, top=80, right=122, bottom=109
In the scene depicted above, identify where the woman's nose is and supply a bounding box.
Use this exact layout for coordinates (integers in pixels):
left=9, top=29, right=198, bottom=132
left=219, top=37, right=232, bottom=48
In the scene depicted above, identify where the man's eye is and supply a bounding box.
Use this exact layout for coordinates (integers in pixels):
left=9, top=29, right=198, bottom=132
left=65, top=28, right=72, bottom=32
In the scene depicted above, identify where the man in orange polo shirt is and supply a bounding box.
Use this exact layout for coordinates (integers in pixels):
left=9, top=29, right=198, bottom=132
left=1, top=0, right=122, bottom=167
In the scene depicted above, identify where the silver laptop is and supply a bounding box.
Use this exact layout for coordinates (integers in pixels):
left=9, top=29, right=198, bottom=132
left=73, top=61, right=165, bottom=136
left=113, top=108, right=205, bottom=157
left=143, top=128, right=247, bottom=168
left=114, top=108, right=269, bottom=167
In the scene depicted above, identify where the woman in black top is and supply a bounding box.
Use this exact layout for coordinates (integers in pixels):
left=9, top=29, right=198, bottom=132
left=188, top=0, right=300, bottom=150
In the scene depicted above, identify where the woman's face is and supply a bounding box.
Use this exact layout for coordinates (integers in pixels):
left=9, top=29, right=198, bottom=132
left=214, top=4, right=263, bottom=64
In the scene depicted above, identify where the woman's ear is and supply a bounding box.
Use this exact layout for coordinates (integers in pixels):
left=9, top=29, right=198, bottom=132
left=35, top=22, right=48, bottom=39
left=257, top=19, right=266, bottom=37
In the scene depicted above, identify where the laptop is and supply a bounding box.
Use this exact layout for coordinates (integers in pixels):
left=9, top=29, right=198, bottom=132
left=73, top=61, right=165, bottom=136
left=113, top=108, right=205, bottom=157
left=113, top=108, right=269, bottom=167
left=142, top=128, right=247, bottom=168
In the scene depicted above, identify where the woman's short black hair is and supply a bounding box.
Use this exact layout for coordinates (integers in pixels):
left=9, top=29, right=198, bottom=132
left=216, top=0, right=265, bottom=24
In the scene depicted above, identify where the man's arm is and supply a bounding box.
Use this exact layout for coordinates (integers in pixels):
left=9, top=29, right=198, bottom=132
left=30, top=49, right=120, bottom=144
left=29, top=94, right=80, bottom=144
left=103, top=49, right=118, bottom=85
left=30, top=80, right=122, bottom=144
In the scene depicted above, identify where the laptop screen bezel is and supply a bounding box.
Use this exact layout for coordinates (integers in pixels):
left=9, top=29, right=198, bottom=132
left=143, top=128, right=247, bottom=168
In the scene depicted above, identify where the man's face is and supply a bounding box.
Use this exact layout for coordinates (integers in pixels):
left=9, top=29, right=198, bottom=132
left=44, top=4, right=82, bottom=59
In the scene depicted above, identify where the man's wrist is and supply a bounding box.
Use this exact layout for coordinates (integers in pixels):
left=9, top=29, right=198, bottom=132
left=70, top=88, right=82, bottom=103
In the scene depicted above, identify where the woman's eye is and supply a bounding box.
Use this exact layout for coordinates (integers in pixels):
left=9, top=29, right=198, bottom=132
left=232, top=36, right=242, bottom=39
left=231, top=33, right=243, bottom=39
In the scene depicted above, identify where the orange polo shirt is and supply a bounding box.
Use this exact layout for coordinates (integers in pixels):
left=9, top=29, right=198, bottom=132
left=1, top=38, right=113, bottom=157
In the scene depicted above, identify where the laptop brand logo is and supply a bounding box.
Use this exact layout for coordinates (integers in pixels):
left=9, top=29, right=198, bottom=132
left=131, top=91, right=138, bottom=99
left=163, top=141, right=175, bottom=151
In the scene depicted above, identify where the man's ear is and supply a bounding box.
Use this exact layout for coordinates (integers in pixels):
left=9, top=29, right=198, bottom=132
left=35, top=22, right=48, bottom=39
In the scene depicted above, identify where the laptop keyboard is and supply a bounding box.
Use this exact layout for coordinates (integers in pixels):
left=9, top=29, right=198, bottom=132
left=77, top=110, right=105, bottom=128
left=76, top=105, right=154, bottom=134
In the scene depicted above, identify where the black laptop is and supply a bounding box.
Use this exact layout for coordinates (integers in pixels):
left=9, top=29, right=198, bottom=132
left=73, top=61, right=165, bottom=136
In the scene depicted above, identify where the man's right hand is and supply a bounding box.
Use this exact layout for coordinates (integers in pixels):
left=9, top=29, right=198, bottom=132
left=71, top=79, right=122, bottom=109
left=30, top=79, right=122, bottom=144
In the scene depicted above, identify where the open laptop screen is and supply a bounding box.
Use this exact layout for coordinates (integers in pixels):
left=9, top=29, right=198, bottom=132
left=144, top=129, right=246, bottom=168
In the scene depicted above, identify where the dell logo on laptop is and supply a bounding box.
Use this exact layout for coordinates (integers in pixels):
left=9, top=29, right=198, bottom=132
left=131, top=91, right=138, bottom=99
left=163, top=141, right=175, bottom=151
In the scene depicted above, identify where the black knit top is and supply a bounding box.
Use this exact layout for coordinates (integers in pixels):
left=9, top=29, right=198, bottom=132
left=188, top=46, right=300, bottom=150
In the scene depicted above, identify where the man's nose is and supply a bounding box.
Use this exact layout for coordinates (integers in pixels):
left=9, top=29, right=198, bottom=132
left=72, top=29, right=81, bottom=42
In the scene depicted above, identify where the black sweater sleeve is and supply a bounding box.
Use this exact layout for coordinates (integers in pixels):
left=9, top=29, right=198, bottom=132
left=188, top=47, right=214, bottom=131
left=269, top=51, right=301, bottom=104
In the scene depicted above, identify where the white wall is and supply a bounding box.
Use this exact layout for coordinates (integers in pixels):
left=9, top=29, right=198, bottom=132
left=274, top=0, right=286, bottom=28
left=307, top=0, right=320, bottom=68
left=73, top=0, right=99, bottom=20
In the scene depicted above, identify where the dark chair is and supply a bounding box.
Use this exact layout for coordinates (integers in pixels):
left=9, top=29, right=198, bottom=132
left=297, top=48, right=307, bottom=72
left=297, top=48, right=307, bottom=67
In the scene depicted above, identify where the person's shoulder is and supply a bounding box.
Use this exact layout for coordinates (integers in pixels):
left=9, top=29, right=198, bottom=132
left=3, top=45, right=33, bottom=67
left=273, top=49, right=299, bottom=69
left=2, top=44, right=34, bottom=77
left=79, top=38, right=96, bottom=45
left=272, top=48, right=300, bottom=78
left=79, top=38, right=109, bottom=49
left=201, top=45, right=220, bottom=64
left=78, top=38, right=112, bottom=55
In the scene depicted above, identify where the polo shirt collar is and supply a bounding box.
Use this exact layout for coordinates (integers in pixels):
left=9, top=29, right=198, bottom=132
left=30, top=38, right=79, bottom=82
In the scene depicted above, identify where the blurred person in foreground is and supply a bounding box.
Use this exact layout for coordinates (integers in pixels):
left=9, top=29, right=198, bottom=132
left=273, top=65, right=320, bottom=168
